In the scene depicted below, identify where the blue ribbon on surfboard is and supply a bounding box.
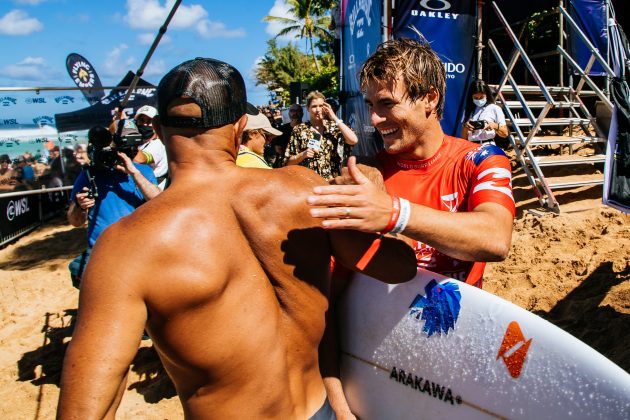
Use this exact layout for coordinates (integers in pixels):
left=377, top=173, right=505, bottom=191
left=409, top=280, right=462, bottom=337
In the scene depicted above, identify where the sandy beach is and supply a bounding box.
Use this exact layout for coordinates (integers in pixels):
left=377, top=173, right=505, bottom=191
left=0, top=178, right=628, bottom=419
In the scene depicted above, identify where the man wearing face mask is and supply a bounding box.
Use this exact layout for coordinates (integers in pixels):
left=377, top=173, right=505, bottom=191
left=132, top=105, right=169, bottom=189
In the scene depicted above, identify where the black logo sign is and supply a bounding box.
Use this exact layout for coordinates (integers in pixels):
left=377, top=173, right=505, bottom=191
left=7, top=198, right=30, bottom=221
left=390, top=366, right=462, bottom=406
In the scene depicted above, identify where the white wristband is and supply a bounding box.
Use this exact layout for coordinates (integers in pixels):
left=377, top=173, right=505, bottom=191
left=390, top=197, right=410, bottom=234
left=336, top=118, right=343, bottom=125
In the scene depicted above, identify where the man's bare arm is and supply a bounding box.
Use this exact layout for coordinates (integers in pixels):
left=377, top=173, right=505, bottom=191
left=57, top=226, right=147, bottom=419
left=309, top=157, right=513, bottom=262
left=115, top=152, right=161, bottom=201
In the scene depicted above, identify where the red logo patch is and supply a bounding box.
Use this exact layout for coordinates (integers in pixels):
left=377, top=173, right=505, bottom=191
left=496, top=321, right=532, bottom=378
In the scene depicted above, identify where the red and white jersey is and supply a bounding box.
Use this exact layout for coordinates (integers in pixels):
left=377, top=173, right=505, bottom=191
left=378, top=136, right=515, bottom=286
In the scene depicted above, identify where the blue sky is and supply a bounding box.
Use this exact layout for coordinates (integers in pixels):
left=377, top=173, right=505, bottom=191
left=0, top=0, right=307, bottom=106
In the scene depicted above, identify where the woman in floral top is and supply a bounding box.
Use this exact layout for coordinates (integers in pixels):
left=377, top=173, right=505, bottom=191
left=283, top=91, right=358, bottom=180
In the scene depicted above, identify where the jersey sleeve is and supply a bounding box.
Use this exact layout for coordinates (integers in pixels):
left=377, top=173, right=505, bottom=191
left=467, top=145, right=515, bottom=215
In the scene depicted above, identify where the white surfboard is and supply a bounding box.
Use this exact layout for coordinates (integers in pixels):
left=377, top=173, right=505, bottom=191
left=338, top=269, right=630, bottom=419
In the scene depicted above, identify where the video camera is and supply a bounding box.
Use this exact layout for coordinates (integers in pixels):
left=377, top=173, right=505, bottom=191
left=469, top=120, right=487, bottom=130
left=84, top=122, right=143, bottom=199
left=87, top=120, right=143, bottom=171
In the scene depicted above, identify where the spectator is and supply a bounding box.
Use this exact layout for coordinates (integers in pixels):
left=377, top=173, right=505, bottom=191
left=48, top=146, right=64, bottom=188
left=284, top=91, right=358, bottom=180
left=461, top=79, right=508, bottom=145
left=63, top=146, right=82, bottom=186
left=131, top=105, right=168, bottom=189
left=267, top=103, right=304, bottom=168
left=74, top=143, right=89, bottom=166
left=237, top=112, right=282, bottom=169
left=0, top=155, right=16, bottom=191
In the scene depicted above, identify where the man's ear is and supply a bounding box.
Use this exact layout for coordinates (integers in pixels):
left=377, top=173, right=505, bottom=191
left=425, top=87, right=440, bottom=116
left=233, top=114, right=247, bottom=148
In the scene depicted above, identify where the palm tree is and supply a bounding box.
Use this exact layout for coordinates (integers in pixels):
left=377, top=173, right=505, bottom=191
left=263, top=0, right=331, bottom=73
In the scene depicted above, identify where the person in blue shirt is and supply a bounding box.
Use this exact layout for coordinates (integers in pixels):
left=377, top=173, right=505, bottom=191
left=67, top=125, right=160, bottom=288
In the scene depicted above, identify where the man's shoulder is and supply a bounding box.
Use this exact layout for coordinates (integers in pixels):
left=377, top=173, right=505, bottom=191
left=240, top=165, right=326, bottom=210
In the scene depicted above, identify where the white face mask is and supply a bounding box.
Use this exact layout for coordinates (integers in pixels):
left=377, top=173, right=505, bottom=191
left=473, top=98, right=487, bottom=107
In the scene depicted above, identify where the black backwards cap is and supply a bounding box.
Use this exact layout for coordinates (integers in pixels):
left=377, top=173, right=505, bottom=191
left=157, top=57, right=258, bottom=129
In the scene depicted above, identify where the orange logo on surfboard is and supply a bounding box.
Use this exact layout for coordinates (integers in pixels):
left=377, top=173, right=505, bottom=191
left=496, top=321, right=532, bottom=378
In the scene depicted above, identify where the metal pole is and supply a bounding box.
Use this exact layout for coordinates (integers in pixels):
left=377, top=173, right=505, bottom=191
left=383, top=0, right=390, bottom=43
left=0, top=85, right=155, bottom=93
left=605, top=0, right=611, bottom=97
left=477, top=0, right=484, bottom=79
left=559, top=0, right=564, bottom=87
left=118, top=0, right=182, bottom=110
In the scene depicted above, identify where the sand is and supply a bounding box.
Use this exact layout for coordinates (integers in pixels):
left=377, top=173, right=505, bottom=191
left=0, top=183, right=628, bottom=419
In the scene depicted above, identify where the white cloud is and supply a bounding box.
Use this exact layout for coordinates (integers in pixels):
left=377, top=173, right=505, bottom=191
left=265, top=0, right=295, bottom=41
left=123, top=0, right=244, bottom=39
left=196, top=20, right=245, bottom=39
left=138, top=32, right=170, bottom=45
left=14, top=0, right=45, bottom=5
left=124, top=0, right=207, bottom=30
left=0, top=56, right=58, bottom=82
left=0, top=10, right=43, bottom=35
left=143, top=59, right=167, bottom=77
left=102, top=44, right=136, bottom=77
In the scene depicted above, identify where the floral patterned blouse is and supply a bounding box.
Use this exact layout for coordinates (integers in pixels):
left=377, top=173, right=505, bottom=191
left=283, top=119, right=354, bottom=180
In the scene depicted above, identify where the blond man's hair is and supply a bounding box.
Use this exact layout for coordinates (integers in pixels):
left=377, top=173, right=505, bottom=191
left=359, top=38, right=446, bottom=118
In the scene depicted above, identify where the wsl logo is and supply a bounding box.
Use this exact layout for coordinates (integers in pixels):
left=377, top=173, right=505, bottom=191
left=26, top=97, right=47, bottom=104
left=6, top=198, right=30, bottom=221
left=33, top=115, right=54, bottom=127
left=55, top=96, right=75, bottom=105
left=0, top=97, right=17, bottom=107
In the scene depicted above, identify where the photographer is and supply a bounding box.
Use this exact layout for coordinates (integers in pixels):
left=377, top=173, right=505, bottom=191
left=67, top=125, right=160, bottom=288
left=111, top=106, right=168, bottom=189
left=461, top=79, right=508, bottom=145
left=284, top=90, right=358, bottom=180
left=132, top=105, right=168, bottom=189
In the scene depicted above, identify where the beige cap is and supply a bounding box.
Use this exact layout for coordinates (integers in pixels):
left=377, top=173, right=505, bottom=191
left=135, top=105, right=158, bottom=119
left=244, top=112, right=282, bottom=137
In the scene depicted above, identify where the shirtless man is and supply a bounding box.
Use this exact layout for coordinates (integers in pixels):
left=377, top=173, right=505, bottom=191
left=57, top=58, right=416, bottom=419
